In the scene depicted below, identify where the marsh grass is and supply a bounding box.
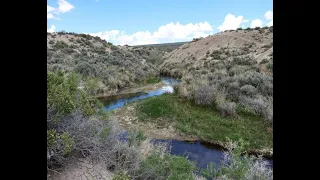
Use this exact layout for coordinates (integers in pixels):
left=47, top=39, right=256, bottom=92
left=136, top=94, right=272, bottom=150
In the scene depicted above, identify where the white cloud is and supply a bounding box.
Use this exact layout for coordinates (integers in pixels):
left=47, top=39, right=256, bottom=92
left=267, top=20, right=273, bottom=27
left=264, top=11, right=273, bottom=20
left=217, top=14, right=243, bottom=32
left=47, top=14, right=54, bottom=19
left=242, top=19, right=249, bottom=23
left=89, top=21, right=214, bottom=45
left=251, top=19, right=263, bottom=28
left=47, top=25, right=56, bottom=33
left=89, top=30, right=121, bottom=41
left=47, top=0, right=74, bottom=19
left=57, top=0, right=74, bottom=13
left=47, top=5, right=56, bottom=13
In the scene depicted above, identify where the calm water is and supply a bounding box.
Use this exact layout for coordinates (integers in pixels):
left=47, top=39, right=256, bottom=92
left=100, top=77, right=180, bottom=111
left=102, top=77, right=273, bottom=170
left=154, top=139, right=273, bottom=169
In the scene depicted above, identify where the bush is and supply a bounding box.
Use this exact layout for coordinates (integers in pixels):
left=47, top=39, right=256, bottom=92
left=267, top=63, right=273, bottom=71
left=47, top=129, right=75, bottom=167
left=74, top=62, right=98, bottom=77
left=259, top=29, right=265, bottom=34
left=145, top=76, right=161, bottom=84
left=138, top=152, right=197, bottom=180
left=260, top=58, right=269, bottom=64
left=226, top=81, right=240, bottom=101
left=112, top=171, right=131, bottom=180
left=233, top=56, right=256, bottom=66
left=48, top=110, right=141, bottom=172
left=53, top=41, right=69, bottom=50
left=239, top=96, right=266, bottom=115
left=240, top=85, right=257, bottom=97
left=269, top=26, right=273, bottom=32
left=194, top=83, right=215, bottom=105
left=62, top=47, right=75, bottom=54
left=84, top=76, right=100, bottom=96
left=217, top=101, right=237, bottom=117
left=201, top=139, right=273, bottom=180
left=148, top=50, right=163, bottom=65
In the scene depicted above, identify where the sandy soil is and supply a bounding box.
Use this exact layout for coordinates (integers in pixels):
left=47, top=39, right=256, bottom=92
left=47, top=158, right=113, bottom=180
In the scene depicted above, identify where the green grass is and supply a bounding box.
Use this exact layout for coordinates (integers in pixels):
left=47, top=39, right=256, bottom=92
left=139, top=152, right=197, bottom=180
left=145, top=76, right=161, bottom=84
left=136, top=94, right=272, bottom=150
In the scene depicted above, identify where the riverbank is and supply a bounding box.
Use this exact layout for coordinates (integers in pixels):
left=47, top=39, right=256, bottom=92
left=112, top=93, right=273, bottom=158
left=90, top=81, right=167, bottom=100
left=112, top=103, right=199, bottom=141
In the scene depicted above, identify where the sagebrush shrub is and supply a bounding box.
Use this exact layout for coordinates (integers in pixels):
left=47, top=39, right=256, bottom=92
left=217, top=101, right=237, bottom=117
left=201, top=139, right=273, bottom=180
left=240, top=84, right=257, bottom=97
left=239, top=96, right=266, bottom=115
left=194, top=83, right=215, bottom=105
left=226, top=81, right=240, bottom=101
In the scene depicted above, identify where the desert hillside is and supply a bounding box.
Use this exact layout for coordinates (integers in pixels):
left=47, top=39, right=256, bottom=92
left=161, top=26, right=273, bottom=77
left=160, top=26, right=273, bottom=122
left=47, top=32, right=167, bottom=94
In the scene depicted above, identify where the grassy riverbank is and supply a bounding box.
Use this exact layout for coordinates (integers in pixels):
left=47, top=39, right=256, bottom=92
left=135, top=93, right=273, bottom=151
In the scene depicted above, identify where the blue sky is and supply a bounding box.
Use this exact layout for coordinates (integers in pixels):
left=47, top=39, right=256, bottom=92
left=47, top=0, right=273, bottom=45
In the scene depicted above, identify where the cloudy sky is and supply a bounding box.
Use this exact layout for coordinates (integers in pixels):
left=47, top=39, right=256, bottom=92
left=47, top=0, right=273, bottom=45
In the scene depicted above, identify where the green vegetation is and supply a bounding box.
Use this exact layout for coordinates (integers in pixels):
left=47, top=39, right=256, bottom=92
left=136, top=93, right=272, bottom=150
left=201, top=139, right=273, bottom=179
left=161, top=29, right=273, bottom=122
left=47, top=71, right=203, bottom=180
left=47, top=71, right=100, bottom=119
left=47, top=30, right=273, bottom=179
left=47, top=32, right=162, bottom=92
left=139, top=152, right=197, bottom=180
left=112, top=171, right=131, bottom=180
left=267, top=63, right=273, bottom=72
left=145, top=75, right=161, bottom=84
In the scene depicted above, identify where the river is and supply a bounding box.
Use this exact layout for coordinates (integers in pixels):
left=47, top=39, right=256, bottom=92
left=100, top=76, right=273, bottom=169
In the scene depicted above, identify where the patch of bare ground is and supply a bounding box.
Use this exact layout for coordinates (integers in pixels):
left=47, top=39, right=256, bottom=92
left=113, top=103, right=199, bottom=141
left=47, top=158, right=114, bottom=180
left=47, top=138, right=164, bottom=180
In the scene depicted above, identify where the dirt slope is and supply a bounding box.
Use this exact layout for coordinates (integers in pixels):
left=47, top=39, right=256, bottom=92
left=160, top=27, right=273, bottom=77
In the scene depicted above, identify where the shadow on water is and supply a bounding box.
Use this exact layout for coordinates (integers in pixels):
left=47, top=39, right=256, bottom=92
left=103, top=77, right=273, bottom=170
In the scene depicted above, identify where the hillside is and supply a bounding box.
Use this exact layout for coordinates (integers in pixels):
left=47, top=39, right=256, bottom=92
left=47, top=32, right=168, bottom=94
left=134, top=41, right=189, bottom=53
left=47, top=29, right=273, bottom=180
left=160, top=26, right=273, bottom=122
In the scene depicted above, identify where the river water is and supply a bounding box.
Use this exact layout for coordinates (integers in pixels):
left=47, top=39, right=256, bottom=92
left=100, top=77, right=273, bottom=169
